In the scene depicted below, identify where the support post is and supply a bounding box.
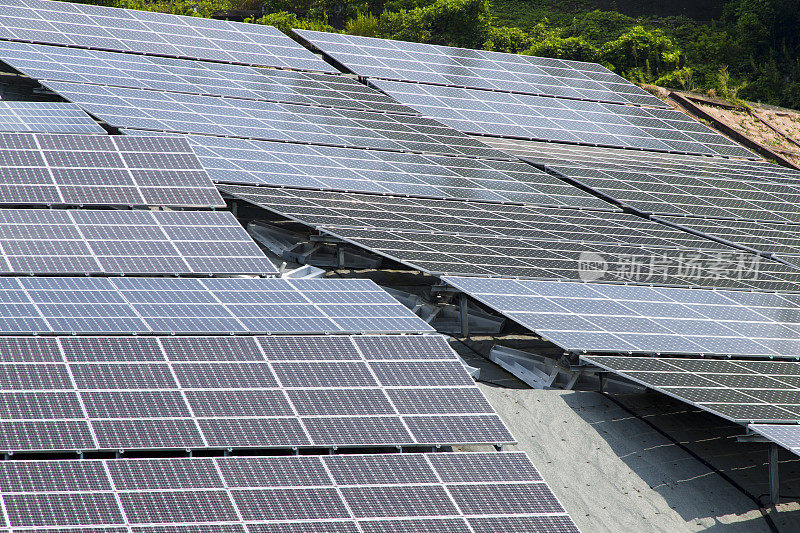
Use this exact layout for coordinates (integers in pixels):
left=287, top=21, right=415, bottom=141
left=459, top=293, right=469, bottom=338
left=336, top=245, right=345, bottom=269
left=769, top=443, right=780, bottom=505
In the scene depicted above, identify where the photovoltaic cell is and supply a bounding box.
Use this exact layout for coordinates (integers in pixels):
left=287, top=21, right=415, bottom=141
left=0, top=132, right=223, bottom=207
left=42, top=81, right=509, bottom=160
left=443, top=276, right=800, bottom=358
left=0, top=100, right=104, bottom=133
left=0, top=335, right=508, bottom=451
left=486, top=138, right=800, bottom=223
left=0, top=209, right=276, bottom=275
left=369, top=79, right=756, bottom=158
left=294, top=29, right=667, bottom=108
left=174, top=133, right=610, bottom=209
left=221, top=184, right=800, bottom=291
left=0, top=453, right=577, bottom=530
left=0, top=277, right=432, bottom=335
left=0, top=40, right=412, bottom=114
left=0, top=0, right=336, bottom=71
left=583, top=355, right=800, bottom=424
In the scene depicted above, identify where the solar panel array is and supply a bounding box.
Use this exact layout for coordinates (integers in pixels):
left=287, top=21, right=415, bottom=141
left=44, top=80, right=507, bottom=159
left=0, top=40, right=413, bottom=114
left=0, top=132, right=223, bottom=207
left=294, top=29, right=668, bottom=108
left=0, top=335, right=511, bottom=452
left=162, top=133, right=609, bottom=208
left=221, top=184, right=800, bottom=291
left=0, top=100, right=104, bottom=133
left=486, top=138, right=800, bottom=222
left=582, top=355, right=800, bottom=423
left=442, top=277, right=800, bottom=358
left=368, top=78, right=756, bottom=158
left=0, top=209, right=276, bottom=275
left=0, top=0, right=336, bottom=71
left=0, top=277, right=433, bottom=335
left=0, top=453, right=576, bottom=531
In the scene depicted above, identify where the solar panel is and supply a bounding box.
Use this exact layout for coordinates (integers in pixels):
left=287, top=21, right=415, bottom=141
left=486, top=138, right=800, bottom=223
left=44, top=81, right=507, bottom=159
left=0, top=0, right=336, bottom=71
left=0, top=453, right=576, bottom=529
left=582, top=355, right=800, bottom=424
left=0, top=132, right=223, bottom=207
left=294, top=29, right=668, bottom=108
left=652, top=216, right=800, bottom=269
left=158, top=133, right=609, bottom=209
left=0, top=40, right=413, bottom=114
left=368, top=79, right=756, bottom=158
left=443, top=276, right=800, bottom=358
left=221, top=184, right=800, bottom=291
left=0, top=335, right=509, bottom=451
left=0, top=208, right=276, bottom=275
left=0, top=100, right=104, bottom=133
left=0, top=277, right=432, bottom=335
left=749, top=424, right=800, bottom=456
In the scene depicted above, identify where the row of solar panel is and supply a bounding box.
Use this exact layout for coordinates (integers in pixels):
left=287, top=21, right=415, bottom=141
left=295, top=29, right=667, bottom=108
left=45, top=80, right=509, bottom=160
left=583, top=355, right=800, bottom=423
left=488, top=138, right=800, bottom=224
left=0, top=100, right=103, bottom=133
left=0, top=208, right=275, bottom=275
left=443, top=277, right=800, bottom=358
left=0, top=334, right=511, bottom=451
left=221, top=184, right=800, bottom=292
left=369, top=78, right=757, bottom=159
left=172, top=133, right=611, bottom=209
left=0, top=453, right=577, bottom=532
left=0, top=132, right=222, bottom=207
left=0, top=40, right=415, bottom=114
left=0, top=0, right=335, bottom=71
left=0, top=276, right=432, bottom=334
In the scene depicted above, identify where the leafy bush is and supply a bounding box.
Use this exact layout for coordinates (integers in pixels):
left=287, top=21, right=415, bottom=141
left=599, top=26, right=681, bottom=80
left=246, top=11, right=337, bottom=33
left=484, top=26, right=533, bottom=53
left=526, top=35, right=598, bottom=62
left=418, top=0, right=490, bottom=48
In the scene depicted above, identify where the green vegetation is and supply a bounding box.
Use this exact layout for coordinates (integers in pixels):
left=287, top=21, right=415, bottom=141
left=101, top=0, right=800, bottom=109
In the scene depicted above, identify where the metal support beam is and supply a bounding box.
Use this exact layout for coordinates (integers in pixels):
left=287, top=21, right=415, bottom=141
left=769, top=443, right=780, bottom=505
left=459, top=293, right=469, bottom=337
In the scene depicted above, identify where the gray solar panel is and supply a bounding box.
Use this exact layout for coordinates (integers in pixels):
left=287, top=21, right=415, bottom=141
left=0, top=0, right=336, bottom=71
left=369, top=79, right=756, bottom=159
left=652, top=216, right=800, bottom=269
left=749, top=424, right=800, bottom=456
left=294, top=29, right=668, bottom=108
left=0, top=453, right=576, bottom=529
left=168, top=133, right=610, bottom=209
left=443, top=276, right=800, bottom=358
left=0, top=277, right=432, bottom=335
left=0, top=100, right=104, bottom=133
left=221, top=184, right=800, bottom=291
left=0, top=40, right=412, bottom=114
left=0, top=132, right=223, bottom=207
left=0, top=208, right=276, bottom=275
left=45, top=81, right=506, bottom=159
left=583, top=355, right=800, bottom=424
left=487, top=138, right=800, bottom=223
left=0, top=335, right=509, bottom=451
